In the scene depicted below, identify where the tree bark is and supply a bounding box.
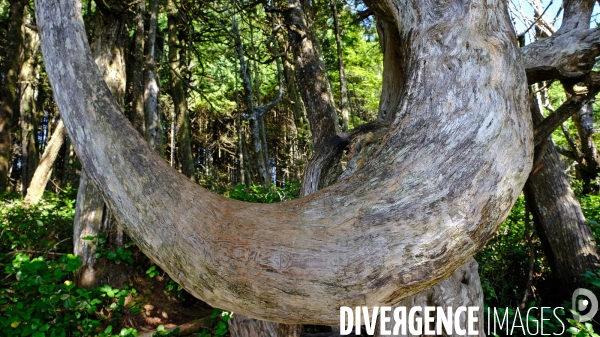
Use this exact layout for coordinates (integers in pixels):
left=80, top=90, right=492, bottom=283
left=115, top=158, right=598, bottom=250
left=0, top=0, right=26, bottom=192
left=145, top=0, right=163, bottom=154
left=521, top=28, right=600, bottom=84
left=376, top=19, right=403, bottom=122
left=73, top=0, right=128, bottom=288
left=167, top=0, right=195, bottom=181
left=330, top=0, right=349, bottom=132
left=525, top=102, right=600, bottom=291
left=572, top=99, right=600, bottom=194
left=23, top=119, right=66, bottom=205
left=131, top=0, right=146, bottom=136
left=282, top=0, right=339, bottom=148
left=374, top=259, right=484, bottom=337
left=19, top=21, right=40, bottom=195
left=35, top=0, right=532, bottom=324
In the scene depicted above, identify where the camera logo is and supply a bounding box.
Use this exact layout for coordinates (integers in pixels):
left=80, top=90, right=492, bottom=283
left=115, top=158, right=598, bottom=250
left=572, top=288, right=598, bottom=323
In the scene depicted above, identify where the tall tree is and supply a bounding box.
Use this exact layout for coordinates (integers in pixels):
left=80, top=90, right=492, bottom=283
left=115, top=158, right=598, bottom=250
left=0, top=0, right=25, bottom=192
left=330, top=0, right=349, bottom=132
left=167, top=0, right=195, bottom=180
left=19, top=19, right=40, bottom=194
left=231, top=14, right=283, bottom=187
left=145, top=0, right=163, bottom=154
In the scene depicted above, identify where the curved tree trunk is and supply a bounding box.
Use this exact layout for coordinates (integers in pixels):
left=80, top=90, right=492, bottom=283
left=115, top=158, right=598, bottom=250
left=35, top=0, right=532, bottom=324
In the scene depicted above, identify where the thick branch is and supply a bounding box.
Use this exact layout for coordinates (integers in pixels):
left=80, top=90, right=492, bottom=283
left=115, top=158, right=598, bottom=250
left=522, top=28, right=600, bottom=84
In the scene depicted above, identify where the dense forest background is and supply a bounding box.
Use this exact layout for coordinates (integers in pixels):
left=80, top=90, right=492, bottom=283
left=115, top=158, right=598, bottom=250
left=0, top=0, right=599, bottom=336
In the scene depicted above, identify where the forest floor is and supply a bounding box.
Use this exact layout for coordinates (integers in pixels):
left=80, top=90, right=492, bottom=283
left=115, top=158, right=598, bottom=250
left=118, top=269, right=214, bottom=334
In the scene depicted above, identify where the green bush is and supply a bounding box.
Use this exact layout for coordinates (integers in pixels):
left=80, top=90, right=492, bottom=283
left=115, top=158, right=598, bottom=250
left=0, top=192, right=140, bottom=337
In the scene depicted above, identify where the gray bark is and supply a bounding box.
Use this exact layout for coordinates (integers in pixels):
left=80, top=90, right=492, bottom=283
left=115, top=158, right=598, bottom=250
left=376, top=19, right=403, bottom=122
left=521, top=28, right=600, bottom=84
left=73, top=0, right=128, bottom=288
left=145, top=0, right=163, bottom=154
left=35, top=0, right=532, bottom=324
left=374, top=259, right=484, bottom=337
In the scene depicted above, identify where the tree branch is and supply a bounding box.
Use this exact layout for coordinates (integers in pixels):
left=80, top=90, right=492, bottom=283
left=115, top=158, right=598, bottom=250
left=522, top=28, right=600, bottom=84
left=534, top=95, right=587, bottom=146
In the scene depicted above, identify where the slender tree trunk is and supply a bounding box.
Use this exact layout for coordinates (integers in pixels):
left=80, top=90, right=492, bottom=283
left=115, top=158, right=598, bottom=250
left=19, top=21, right=40, bottom=195
left=330, top=0, right=349, bottom=132
left=145, top=0, right=163, bottom=154
left=24, top=120, right=66, bottom=205
left=131, top=0, right=146, bottom=136
left=572, top=100, right=600, bottom=194
left=167, top=0, right=195, bottom=180
left=232, top=17, right=283, bottom=187
left=0, top=0, right=25, bottom=192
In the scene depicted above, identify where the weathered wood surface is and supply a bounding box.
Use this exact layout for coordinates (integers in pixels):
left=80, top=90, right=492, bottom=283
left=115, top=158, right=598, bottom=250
left=35, top=0, right=532, bottom=324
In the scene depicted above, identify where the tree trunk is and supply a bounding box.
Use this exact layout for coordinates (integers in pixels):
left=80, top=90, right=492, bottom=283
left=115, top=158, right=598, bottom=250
left=572, top=100, right=600, bottom=194
left=282, top=0, right=339, bottom=148
left=145, top=0, right=163, bottom=154
left=24, top=119, right=66, bottom=205
left=167, top=0, right=195, bottom=181
left=330, top=0, right=349, bottom=132
left=525, top=141, right=600, bottom=290
left=0, top=0, right=25, bottom=192
left=19, top=21, right=40, bottom=195
left=525, top=101, right=599, bottom=291
left=35, top=0, right=532, bottom=324
left=232, top=17, right=283, bottom=187
left=73, top=1, right=128, bottom=288
left=131, top=0, right=146, bottom=136
left=374, top=259, right=484, bottom=337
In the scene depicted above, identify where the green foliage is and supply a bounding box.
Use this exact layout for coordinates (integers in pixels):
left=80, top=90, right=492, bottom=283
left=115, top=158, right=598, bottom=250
left=0, top=192, right=141, bottom=337
left=0, top=191, right=75, bottom=254
left=82, top=235, right=135, bottom=265
left=223, top=182, right=300, bottom=203
left=152, top=324, right=180, bottom=336
left=476, top=196, right=547, bottom=308
left=197, top=309, right=232, bottom=337
left=0, top=253, right=139, bottom=336
left=318, top=1, right=383, bottom=123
